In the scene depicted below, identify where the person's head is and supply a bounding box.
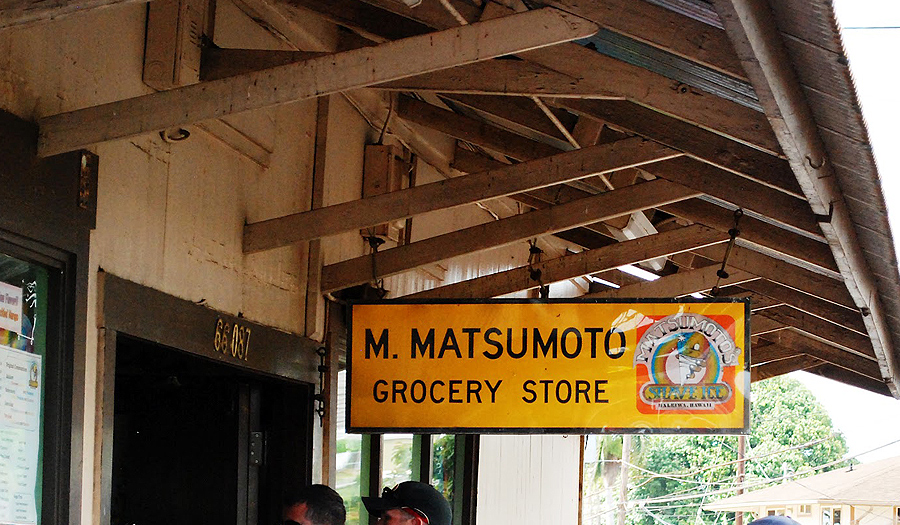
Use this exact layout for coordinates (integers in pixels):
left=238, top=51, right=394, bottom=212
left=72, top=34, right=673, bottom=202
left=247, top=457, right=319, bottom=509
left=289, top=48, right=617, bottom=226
left=750, top=516, right=802, bottom=525
left=361, top=481, right=452, bottom=525
left=283, top=484, right=346, bottom=525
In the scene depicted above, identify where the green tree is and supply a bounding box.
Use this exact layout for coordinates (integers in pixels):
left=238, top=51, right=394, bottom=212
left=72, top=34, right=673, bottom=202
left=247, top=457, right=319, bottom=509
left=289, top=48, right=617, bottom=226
left=628, top=376, right=849, bottom=525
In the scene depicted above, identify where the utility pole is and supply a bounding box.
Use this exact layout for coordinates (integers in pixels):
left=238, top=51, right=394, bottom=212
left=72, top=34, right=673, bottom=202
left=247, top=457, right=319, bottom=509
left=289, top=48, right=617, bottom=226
left=618, top=435, right=632, bottom=525
left=736, top=435, right=746, bottom=525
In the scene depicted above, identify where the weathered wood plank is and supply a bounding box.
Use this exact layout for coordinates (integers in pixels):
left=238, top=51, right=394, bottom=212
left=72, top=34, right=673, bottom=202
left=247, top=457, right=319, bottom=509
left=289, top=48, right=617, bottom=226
left=739, top=279, right=866, bottom=334
left=357, top=0, right=480, bottom=29
left=383, top=45, right=780, bottom=154
left=660, top=199, right=838, bottom=274
left=321, top=179, right=701, bottom=292
left=518, top=43, right=779, bottom=154
left=37, top=7, right=599, bottom=156
left=555, top=99, right=800, bottom=196
left=282, top=0, right=433, bottom=41
left=713, top=0, right=898, bottom=395
left=752, top=355, right=820, bottom=381
left=750, top=314, right=786, bottom=335
left=200, top=48, right=328, bottom=81
left=408, top=224, right=728, bottom=299
left=378, top=59, right=603, bottom=97
left=645, top=156, right=818, bottom=237
left=751, top=342, right=798, bottom=365
left=583, top=264, right=756, bottom=299
left=759, top=306, right=875, bottom=359
left=0, top=0, right=145, bottom=28
left=443, top=94, right=574, bottom=144
left=544, top=0, right=746, bottom=79
left=694, top=244, right=855, bottom=309
left=759, top=329, right=881, bottom=379
left=806, top=364, right=892, bottom=397
left=397, top=96, right=562, bottom=161
left=244, top=137, right=679, bottom=252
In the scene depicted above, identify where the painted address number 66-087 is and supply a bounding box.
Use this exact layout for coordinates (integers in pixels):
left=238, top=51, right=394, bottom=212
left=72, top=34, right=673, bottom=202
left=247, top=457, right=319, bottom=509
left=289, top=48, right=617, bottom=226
left=214, top=318, right=251, bottom=361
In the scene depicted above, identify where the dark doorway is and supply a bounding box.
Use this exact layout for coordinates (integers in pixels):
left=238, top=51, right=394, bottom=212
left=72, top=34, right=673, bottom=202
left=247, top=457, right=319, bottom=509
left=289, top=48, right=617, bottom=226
left=110, top=335, right=313, bottom=525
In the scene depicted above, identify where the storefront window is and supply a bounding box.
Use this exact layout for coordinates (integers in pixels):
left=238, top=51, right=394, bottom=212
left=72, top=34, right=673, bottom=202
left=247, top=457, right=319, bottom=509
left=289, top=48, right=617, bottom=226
left=0, top=252, right=50, bottom=525
left=335, top=372, right=471, bottom=525
left=382, top=434, right=414, bottom=488
left=337, top=371, right=364, bottom=524
left=432, top=434, right=455, bottom=504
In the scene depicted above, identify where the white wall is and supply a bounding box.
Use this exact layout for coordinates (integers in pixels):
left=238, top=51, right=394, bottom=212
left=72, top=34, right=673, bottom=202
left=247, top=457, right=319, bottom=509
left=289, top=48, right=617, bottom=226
left=477, top=435, right=581, bottom=524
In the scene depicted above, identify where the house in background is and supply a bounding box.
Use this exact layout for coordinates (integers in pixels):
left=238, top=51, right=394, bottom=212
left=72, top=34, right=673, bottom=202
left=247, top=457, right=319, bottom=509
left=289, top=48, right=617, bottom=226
left=704, top=456, right=900, bottom=525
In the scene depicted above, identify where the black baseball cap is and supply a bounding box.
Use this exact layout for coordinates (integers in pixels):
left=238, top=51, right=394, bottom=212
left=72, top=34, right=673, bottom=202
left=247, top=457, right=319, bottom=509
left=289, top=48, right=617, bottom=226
left=750, top=517, right=802, bottom=525
left=362, top=482, right=452, bottom=525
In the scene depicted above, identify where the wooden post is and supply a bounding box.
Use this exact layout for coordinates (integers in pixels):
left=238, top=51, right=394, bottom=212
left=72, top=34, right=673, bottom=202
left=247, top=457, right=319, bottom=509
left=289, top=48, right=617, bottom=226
left=736, top=435, right=746, bottom=525
left=618, top=435, right=632, bottom=525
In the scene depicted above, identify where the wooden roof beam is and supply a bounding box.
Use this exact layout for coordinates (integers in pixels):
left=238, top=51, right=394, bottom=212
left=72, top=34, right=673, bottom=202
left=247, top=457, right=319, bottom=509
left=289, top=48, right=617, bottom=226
left=36, top=7, right=599, bottom=156
left=406, top=224, right=728, bottom=299
left=582, top=264, right=757, bottom=299
left=693, top=244, right=855, bottom=309
left=757, top=306, right=875, bottom=360
left=661, top=199, right=838, bottom=275
left=713, top=0, right=900, bottom=396
left=736, top=279, right=866, bottom=334
left=320, top=179, right=701, bottom=292
left=752, top=355, right=821, bottom=382
left=243, top=137, right=679, bottom=252
left=805, top=364, right=892, bottom=397
left=759, top=329, right=882, bottom=380
left=544, top=0, right=746, bottom=80
left=643, top=156, right=818, bottom=237
left=382, top=45, right=780, bottom=154
left=397, top=96, right=561, bottom=161
left=0, top=0, right=144, bottom=28
left=750, top=314, right=786, bottom=336
left=555, top=99, right=801, bottom=196
left=442, top=94, right=573, bottom=144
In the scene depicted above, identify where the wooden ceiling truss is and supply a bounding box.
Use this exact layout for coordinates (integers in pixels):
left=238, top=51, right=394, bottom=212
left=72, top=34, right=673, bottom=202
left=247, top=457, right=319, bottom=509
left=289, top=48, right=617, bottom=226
left=10, top=0, right=899, bottom=397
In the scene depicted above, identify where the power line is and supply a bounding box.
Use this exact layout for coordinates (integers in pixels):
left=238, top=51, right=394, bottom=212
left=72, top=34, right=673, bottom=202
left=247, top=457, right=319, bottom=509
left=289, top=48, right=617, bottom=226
left=844, top=26, right=900, bottom=29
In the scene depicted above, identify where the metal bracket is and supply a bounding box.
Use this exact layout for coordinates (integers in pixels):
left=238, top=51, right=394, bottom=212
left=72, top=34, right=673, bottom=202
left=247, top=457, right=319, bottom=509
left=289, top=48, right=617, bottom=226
left=249, top=431, right=264, bottom=466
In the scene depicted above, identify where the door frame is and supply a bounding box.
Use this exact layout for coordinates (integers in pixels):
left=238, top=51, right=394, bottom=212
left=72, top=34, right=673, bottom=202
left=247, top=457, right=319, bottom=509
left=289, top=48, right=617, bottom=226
left=95, top=272, right=322, bottom=525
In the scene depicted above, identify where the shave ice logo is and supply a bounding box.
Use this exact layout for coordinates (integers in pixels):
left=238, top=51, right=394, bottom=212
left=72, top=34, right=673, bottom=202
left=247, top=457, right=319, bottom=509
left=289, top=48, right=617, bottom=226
left=634, top=313, right=741, bottom=412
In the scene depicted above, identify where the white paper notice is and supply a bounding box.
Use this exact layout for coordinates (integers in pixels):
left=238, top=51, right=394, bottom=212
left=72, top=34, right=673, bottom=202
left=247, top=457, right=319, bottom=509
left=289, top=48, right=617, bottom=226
left=0, top=283, right=22, bottom=335
left=0, top=345, right=41, bottom=525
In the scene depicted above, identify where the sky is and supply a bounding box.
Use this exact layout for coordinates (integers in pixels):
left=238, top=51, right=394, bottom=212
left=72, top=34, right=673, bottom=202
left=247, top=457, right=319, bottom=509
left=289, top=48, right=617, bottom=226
left=787, top=0, right=900, bottom=465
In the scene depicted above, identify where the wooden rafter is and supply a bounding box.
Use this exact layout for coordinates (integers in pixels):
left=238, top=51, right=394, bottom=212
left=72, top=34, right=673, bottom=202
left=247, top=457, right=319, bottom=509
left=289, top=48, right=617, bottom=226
left=758, top=329, right=881, bottom=380
left=442, top=94, right=573, bottom=144
left=644, top=157, right=818, bottom=237
left=583, top=264, right=757, bottom=299
left=555, top=99, right=800, bottom=196
left=736, top=279, right=866, bottom=334
left=320, top=179, right=701, bottom=292
left=243, top=137, right=679, bottom=252
left=660, top=199, right=838, bottom=274
left=694, top=244, right=853, bottom=309
left=397, top=96, right=561, bottom=161
left=406, top=224, right=728, bottom=299
left=757, top=306, right=874, bottom=359
left=0, top=0, right=144, bottom=28
left=384, top=45, right=780, bottom=153
left=752, top=355, right=821, bottom=382
left=750, top=315, right=786, bottom=336
left=712, top=0, right=899, bottom=395
left=37, top=7, right=599, bottom=156
left=543, top=0, right=746, bottom=79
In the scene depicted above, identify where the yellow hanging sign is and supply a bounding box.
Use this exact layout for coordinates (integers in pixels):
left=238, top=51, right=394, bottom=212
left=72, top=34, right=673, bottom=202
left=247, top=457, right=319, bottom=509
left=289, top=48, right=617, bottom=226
left=347, top=299, right=749, bottom=434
